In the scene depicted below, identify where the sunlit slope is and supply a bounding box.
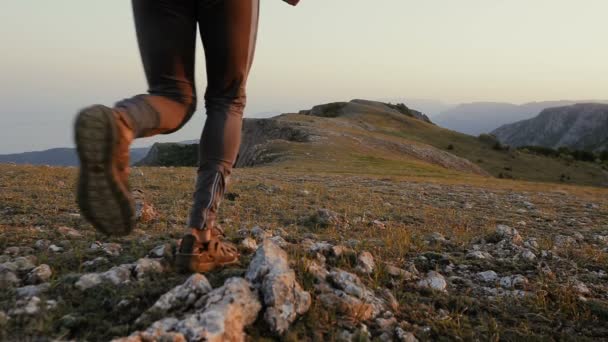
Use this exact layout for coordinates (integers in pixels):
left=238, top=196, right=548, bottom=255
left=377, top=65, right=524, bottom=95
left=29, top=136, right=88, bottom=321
left=242, top=99, right=606, bottom=187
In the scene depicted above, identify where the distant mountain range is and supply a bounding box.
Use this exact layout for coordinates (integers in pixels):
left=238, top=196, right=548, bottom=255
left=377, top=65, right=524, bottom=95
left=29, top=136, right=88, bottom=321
left=434, top=100, right=608, bottom=136
left=0, top=147, right=151, bottom=167
left=492, top=103, right=608, bottom=152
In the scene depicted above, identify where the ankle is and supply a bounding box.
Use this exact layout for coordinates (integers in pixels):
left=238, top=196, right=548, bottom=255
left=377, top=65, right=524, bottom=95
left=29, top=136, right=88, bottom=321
left=191, top=228, right=211, bottom=242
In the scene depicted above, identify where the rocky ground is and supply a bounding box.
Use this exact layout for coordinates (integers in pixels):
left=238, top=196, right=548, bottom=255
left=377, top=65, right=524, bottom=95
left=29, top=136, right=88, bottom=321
left=1, top=164, right=607, bottom=341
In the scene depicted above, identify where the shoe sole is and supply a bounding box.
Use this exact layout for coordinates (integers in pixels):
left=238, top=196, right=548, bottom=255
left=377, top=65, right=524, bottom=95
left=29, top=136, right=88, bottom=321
left=75, top=105, right=135, bottom=236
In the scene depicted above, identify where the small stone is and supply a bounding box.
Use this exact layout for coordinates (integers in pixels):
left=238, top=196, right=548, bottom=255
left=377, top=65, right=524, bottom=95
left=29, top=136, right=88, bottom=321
left=134, top=258, right=165, bottom=280
left=268, top=236, right=289, bottom=248
left=594, top=235, right=608, bottom=245
left=396, top=328, right=419, bottom=342
left=385, top=265, right=411, bottom=279
left=372, top=220, right=386, bottom=229
left=48, top=245, right=64, bottom=253
left=477, top=271, right=498, bottom=283
left=75, top=273, right=103, bottom=291
left=519, top=250, right=536, bottom=262
left=82, top=257, right=109, bottom=270
left=418, top=271, right=447, bottom=292
left=148, top=244, right=172, bottom=259
left=102, top=265, right=133, bottom=285
left=524, top=238, right=539, bottom=250
left=496, top=225, right=523, bottom=244
left=305, top=260, right=330, bottom=282
left=427, top=232, right=447, bottom=244
left=10, top=296, right=42, bottom=316
left=466, top=251, right=492, bottom=260
left=13, top=256, right=37, bottom=273
left=4, top=246, right=20, bottom=256
left=16, top=283, right=51, bottom=299
left=240, top=237, right=258, bottom=252
left=34, top=240, right=51, bottom=250
left=554, top=235, right=577, bottom=248
left=0, top=270, right=20, bottom=288
left=499, top=275, right=528, bottom=289
left=356, top=251, right=375, bottom=274
left=572, top=281, right=590, bottom=295
left=102, top=243, right=122, bottom=257
left=315, top=208, right=341, bottom=226
left=24, top=264, right=52, bottom=285
left=309, top=241, right=333, bottom=254
left=57, top=226, right=83, bottom=238
left=573, top=232, right=585, bottom=241
left=298, top=189, right=311, bottom=196
left=251, top=226, right=272, bottom=241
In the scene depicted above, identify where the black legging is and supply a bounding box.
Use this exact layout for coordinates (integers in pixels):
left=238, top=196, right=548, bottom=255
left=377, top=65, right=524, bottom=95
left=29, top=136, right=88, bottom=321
left=116, top=0, right=259, bottom=230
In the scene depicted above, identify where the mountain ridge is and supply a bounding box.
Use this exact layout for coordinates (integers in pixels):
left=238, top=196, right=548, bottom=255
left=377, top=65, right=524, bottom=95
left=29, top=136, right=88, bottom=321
left=434, top=100, right=608, bottom=136
left=492, top=103, right=608, bottom=152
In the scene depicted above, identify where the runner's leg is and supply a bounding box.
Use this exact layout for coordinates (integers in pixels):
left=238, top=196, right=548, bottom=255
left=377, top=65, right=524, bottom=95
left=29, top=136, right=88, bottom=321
left=188, top=0, right=260, bottom=231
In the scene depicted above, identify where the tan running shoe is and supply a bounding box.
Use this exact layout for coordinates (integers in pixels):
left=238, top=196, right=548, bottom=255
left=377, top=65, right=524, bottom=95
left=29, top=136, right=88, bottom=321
left=74, top=105, right=136, bottom=236
left=175, top=235, right=240, bottom=273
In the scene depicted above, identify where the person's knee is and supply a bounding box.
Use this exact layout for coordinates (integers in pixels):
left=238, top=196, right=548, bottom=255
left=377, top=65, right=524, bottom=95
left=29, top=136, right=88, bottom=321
left=205, top=73, right=248, bottom=114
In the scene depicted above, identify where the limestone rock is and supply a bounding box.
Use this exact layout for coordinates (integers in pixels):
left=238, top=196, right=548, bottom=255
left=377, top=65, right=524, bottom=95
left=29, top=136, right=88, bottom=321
left=129, top=278, right=261, bottom=342
left=418, top=271, right=448, bottom=292
left=396, top=328, right=419, bottom=342
left=315, top=208, right=341, bottom=226
left=0, top=270, right=20, bottom=288
left=136, top=274, right=212, bottom=325
left=133, top=258, right=165, bottom=279
left=496, top=225, right=523, bottom=244
left=9, top=296, right=56, bottom=316
left=148, top=244, right=172, bottom=259
left=477, top=271, right=499, bottom=283
left=57, top=226, right=83, bottom=238
left=16, top=283, right=51, bottom=299
left=466, top=250, right=492, bottom=260
left=355, top=251, right=376, bottom=274
left=499, top=275, right=528, bottom=289
left=75, top=264, right=133, bottom=290
left=246, top=240, right=311, bottom=334
left=251, top=226, right=272, bottom=241
left=554, top=235, right=577, bottom=248
left=34, top=239, right=51, bottom=250
left=24, top=264, right=52, bottom=285
left=48, top=245, right=64, bottom=253
left=240, top=237, right=258, bottom=252
left=325, top=269, right=386, bottom=319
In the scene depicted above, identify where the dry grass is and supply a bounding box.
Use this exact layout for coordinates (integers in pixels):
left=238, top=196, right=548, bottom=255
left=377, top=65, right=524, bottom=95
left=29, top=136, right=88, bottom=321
left=0, top=163, right=607, bottom=341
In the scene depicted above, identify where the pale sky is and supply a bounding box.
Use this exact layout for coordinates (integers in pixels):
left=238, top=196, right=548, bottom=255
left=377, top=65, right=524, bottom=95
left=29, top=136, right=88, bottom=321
left=1, top=0, right=607, bottom=153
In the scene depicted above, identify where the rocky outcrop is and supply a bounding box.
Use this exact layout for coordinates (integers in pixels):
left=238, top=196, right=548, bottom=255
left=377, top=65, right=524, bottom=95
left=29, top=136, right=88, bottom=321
left=492, top=103, right=608, bottom=152
left=235, top=118, right=315, bottom=167
left=119, top=277, right=261, bottom=342
left=245, top=240, right=311, bottom=335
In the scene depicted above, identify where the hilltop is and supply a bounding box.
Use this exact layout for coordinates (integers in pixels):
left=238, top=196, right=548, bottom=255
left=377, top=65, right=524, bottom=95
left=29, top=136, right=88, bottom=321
left=139, top=99, right=608, bottom=187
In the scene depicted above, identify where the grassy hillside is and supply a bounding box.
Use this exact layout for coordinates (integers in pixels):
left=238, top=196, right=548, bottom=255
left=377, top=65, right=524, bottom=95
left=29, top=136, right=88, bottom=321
left=270, top=100, right=608, bottom=187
